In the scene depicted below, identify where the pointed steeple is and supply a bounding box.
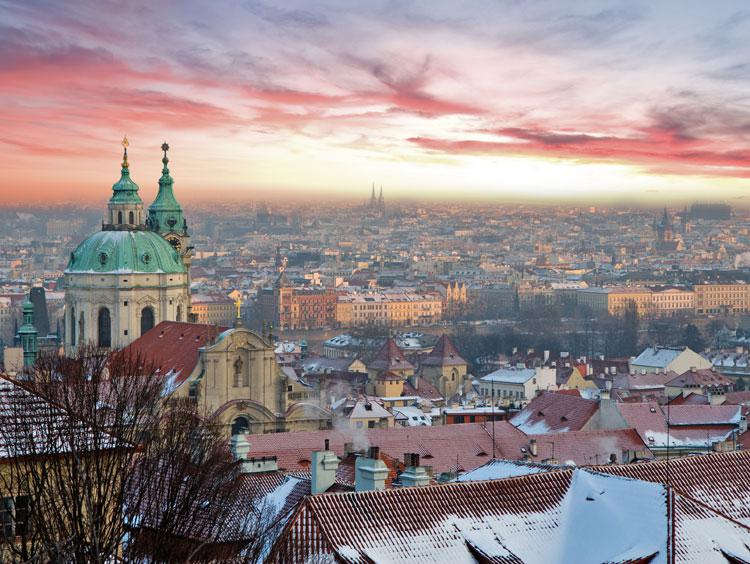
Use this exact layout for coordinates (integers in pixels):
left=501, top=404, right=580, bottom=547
left=148, top=141, right=187, bottom=237
left=18, top=295, right=37, bottom=368
left=370, top=183, right=377, bottom=208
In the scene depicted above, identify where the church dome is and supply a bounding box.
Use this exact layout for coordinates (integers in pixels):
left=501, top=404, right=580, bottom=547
left=66, top=230, right=186, bottom=274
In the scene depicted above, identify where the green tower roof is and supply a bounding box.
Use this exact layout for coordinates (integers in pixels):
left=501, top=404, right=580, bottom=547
left=110, top=136, right=143, bottom=205
left=66, top=230, right=185, bottom=274
left=147, top=141, right=186, bottom=235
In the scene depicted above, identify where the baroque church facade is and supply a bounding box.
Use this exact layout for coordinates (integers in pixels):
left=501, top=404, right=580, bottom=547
left=65, top=139, right=332, bottom=436
left=64, top=139, right=192, bottom=354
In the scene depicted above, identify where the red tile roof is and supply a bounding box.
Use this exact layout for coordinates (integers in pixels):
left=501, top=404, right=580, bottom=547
left=243, top=422, right=528, bottom=475
left=668, top=392, right=709, bottom=406
left=367, top=338, right=414, bottom=372
left=510, top=391, right=598, bottom=434
left=420, top=334, right=467, bottom=367
left=667, top=404, right=741, bottom=426
left=122, top=321, right=228, bottom=385
left=401, top=376, right=443, bottom=401
left=726, top=390, right=750, bottom=405
left=666, top=368, right=734, bottom=388
left=529, top=428, right=652, bottom=465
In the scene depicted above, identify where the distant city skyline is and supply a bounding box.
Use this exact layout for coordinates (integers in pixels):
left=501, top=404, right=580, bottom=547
left=3, top=1, right=750, bottom=204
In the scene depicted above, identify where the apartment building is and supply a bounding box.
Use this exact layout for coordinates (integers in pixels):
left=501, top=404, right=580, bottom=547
left=337, top=291, right=443, bottom=328
left=694, top=282, right=749, bottom=315
left=651, top=287, right=694, bottom=317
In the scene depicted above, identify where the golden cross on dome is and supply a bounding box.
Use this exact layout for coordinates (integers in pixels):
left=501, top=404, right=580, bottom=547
left=121, top=136, right=129, bottom=168
left=234, top=297, right=242, bottom=319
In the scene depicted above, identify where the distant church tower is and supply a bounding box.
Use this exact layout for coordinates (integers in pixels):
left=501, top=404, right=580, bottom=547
left=64, top=138, right=190, bottom=354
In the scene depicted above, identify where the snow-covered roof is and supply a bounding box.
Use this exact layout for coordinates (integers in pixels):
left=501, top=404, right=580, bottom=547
left=391, top=406, right=432, bottom=426
left=270, top=455, right=750, bottom=562
left=481, top=367, right=536, bottom=384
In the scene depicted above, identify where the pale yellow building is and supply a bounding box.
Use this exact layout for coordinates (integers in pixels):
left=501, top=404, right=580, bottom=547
left=576, top=287, right=653, bottom=316
left=190, top=293, right=235, bottom=326
left=651, top=288, right=694, bottom=317
left=337, top=291, right=442, bottom=327
left=694, top=283, right=749, bottom=315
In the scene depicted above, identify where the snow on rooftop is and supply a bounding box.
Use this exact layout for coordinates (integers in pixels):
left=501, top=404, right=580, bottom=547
left=481, top=367, right=536, bottom=384
left=455, top=459, right=558, bottom=482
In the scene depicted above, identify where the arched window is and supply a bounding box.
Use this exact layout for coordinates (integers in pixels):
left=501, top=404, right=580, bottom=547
left=70, top=306, right=76, bottom=346
left=452, top=369, right=457, bottom=382
left=140, top=306, right=154, bottom=336
left=129, top=211, right=135, bottom=224
left=79, top=312, right=85, bottom=344
left=176, top=304, right=182, bottom=322
left=231, top=416, right=250, bottom=436
left=117, top=211, right=123, bottom=224
left=98, top=308, right=111, bottom=348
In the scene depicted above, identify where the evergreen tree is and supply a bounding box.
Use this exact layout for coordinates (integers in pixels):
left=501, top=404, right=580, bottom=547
left=682, top=323, right=706, bottom=352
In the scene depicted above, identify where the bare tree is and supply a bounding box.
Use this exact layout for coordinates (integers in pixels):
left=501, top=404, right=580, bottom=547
left=0, top=345, right=284, bottom=563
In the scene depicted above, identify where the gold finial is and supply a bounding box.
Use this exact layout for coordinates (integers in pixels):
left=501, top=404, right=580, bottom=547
left=234, top=297, right=242, bottom=319
left=121, top=136, right=129, bottom=168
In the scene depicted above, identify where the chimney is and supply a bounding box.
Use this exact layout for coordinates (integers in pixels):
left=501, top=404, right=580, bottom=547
left=587, top=364, right=593, bottom=376
left=231, top=433, right=250, bottom=462
left=408, top=373, right=419, bottom=390
left=543, top=350, right=550, bottom=363
left=707, top=388, right=726, bottom=406
left=400, top=452, right=429, bottom=487
left=311, top=443, right=340, bottom=495
left=355, top=450, right=388, bottom=492
left=512, top=347, right=517, bottom=355
left=529, top=438, right=538, bottom=457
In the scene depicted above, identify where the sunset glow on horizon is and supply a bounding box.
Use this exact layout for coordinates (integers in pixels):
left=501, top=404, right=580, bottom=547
left=3, top=1, right=750, bottom=206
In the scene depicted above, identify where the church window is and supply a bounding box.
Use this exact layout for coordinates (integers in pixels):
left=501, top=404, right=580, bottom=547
left=140, top=307, right=154, bottom=336
left=231, top=416, right=250, bottom=436
left=124, top=301, right=128, bottom=306
left=124, top=330, right=128, bottom=336
left=98, top=308, right=111, bottom=348
left=70, top=306, right=76, bottom=346
left=79, top=312, right=85, bottom=344
left=118, top=211, right=123, bottom=224
left=176, top=305, right=182, bottom=322
left=129, top=211, right=134, bottom=224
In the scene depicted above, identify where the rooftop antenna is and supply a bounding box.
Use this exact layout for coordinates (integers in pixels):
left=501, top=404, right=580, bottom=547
left=491, top=376, right=496, bottom=458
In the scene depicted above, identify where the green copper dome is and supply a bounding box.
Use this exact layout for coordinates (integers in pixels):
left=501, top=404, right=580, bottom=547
left=66, top=230, right=185, bottom=274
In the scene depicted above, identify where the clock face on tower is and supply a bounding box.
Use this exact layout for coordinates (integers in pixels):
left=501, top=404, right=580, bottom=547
left=166, top=236, right=182, bottom=252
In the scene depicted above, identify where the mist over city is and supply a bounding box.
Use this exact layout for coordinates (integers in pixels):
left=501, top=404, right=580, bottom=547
left=3, top=1, right=750, bottom=562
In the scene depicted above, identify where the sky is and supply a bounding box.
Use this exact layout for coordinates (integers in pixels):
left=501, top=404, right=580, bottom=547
left=3, top=0, right=750, bottom=206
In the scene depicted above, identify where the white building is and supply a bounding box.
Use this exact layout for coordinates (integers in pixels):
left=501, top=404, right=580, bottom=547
left=630, top=346, right=711, bottom=375
left=478, top=366, right=556, bottom=403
